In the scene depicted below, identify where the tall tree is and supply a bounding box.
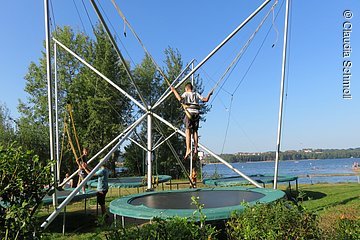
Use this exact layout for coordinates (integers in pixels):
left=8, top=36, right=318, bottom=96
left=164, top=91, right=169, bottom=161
left=0, top=103, right=15, bottom=146
left=18, top=25, right=132, bottom=178
left=124, top=47, right=211, bottom=178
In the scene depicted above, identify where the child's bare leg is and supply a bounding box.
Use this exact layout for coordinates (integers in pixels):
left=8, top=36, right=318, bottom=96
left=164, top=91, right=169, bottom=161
left=185, top=128, right=191, bottom=157
left=193, top=130, right=199, bottom=154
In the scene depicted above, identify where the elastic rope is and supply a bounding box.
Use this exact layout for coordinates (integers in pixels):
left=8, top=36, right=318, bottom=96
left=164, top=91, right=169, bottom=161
left=81, top=0, right=95, bottom=31
left=221, top=95, right=233, bottom=154
left=72, top=0, right=87, bottom=34
left=67, top=104, right=82, bottom=156
left=109, top=0, right=192, bottom=119
left=210, top=0, right=278, bottom=95
left=65, top=121, right=78, bottom=160
left=153, top=118, right=195, bottom=187
left=232, top=0, right=284, bottom=95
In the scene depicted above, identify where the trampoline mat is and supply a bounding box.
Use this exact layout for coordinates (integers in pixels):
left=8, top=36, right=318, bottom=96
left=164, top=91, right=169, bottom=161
left=42, top=189, right=96, bottom=205
left=109, top=177, right=145, bottom=183
left=222, top=176, right=274, bottom=183
left=130, top=190, right=265, bottom=209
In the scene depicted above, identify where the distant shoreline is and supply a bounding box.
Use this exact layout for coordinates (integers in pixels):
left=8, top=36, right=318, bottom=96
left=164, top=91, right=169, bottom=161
left=204, top=157, right=360, bottom=165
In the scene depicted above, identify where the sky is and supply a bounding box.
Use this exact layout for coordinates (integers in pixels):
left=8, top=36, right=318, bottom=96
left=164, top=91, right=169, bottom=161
left=0, top=0, right=359, bottom=154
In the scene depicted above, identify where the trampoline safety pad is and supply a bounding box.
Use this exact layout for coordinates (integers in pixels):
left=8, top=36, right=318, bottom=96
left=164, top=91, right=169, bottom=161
left=203, top=174, right=298, bottom=187
left=87, top=175, right=172, bottom=188
left=42, top=189, right=97, bottom=205
left=110, top=187, right=285, bottom=221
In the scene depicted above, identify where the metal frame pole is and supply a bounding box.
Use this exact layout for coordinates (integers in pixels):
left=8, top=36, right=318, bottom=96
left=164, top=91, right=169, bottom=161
left=53, top=38, right=146, bottom=112
left=152, top=131, right=177, bottom=151
left=153, top=113, right=262, bottom=188
left=89, top=0, right=148, bottom=108
left=41, top=114, right=144, bottom=229
left=274, top=0, right=291, bottom=189
left=153, top=0, right=271, bottom=109
left=190, top=62, right=194, bottom=178
left=147, top=112, right=153, bottom=190
left=59, top=113, right=147, bottom=187
left=128, top=137, right=148, bottom=152
left=44, top=0, right=57, bottom=207
left=153, top=59, right=195, bottom=108
left=54, top=42, right=60, bottom=183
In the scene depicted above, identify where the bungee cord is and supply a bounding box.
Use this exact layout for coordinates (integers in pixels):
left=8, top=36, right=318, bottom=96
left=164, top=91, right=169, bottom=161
left=109, top=0, right=193, bottom=119
left=209, top=0, right=279, bottom=104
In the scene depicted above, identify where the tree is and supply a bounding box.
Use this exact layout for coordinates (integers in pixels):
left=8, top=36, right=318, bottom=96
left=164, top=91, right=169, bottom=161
left=124, top=48, right=211, bottom=178
left=0, top=103, right=15, bottom=146
left=18, top=25, right=132, bottom=178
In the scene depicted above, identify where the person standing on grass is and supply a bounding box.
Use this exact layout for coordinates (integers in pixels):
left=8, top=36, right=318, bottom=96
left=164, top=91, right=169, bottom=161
left=82, top=162, right=109, bottom=216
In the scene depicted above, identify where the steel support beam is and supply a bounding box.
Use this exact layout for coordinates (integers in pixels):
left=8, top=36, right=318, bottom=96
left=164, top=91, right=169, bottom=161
left=274, top=0, right=291, bottom=189
left=153, top=113, right=263, bottom=188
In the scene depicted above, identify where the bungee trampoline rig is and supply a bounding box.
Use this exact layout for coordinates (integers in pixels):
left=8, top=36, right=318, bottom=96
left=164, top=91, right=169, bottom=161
left=41, top=0, right=292, bottom=229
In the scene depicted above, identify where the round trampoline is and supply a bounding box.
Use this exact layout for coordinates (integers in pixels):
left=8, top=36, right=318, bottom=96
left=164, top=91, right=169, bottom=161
left=42, top=189, right=97, bottom=205
left=110, top=186, right=285, bottom=221
left=87, top=175, right=172, bottom=188
left=203, top=174, right=298, bottom=191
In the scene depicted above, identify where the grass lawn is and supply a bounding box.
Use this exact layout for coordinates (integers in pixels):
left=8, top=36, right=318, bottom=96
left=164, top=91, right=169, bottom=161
left=41, top=181, right=360, bottom=239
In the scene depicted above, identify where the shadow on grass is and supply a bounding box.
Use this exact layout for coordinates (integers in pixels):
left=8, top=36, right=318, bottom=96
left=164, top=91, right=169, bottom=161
left=40, top=207, right=148, bottom=236
left=40, top=209, right=100, bottom=234
left=318, top=196, right=360, bottom=211
left=292, top=190, right=327, bottom=202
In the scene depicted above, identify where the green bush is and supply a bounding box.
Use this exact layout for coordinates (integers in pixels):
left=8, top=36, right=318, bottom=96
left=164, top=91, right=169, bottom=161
left=106, top=196, right=218, bottom=240
left=0, top=144, right=52, bottom=240
left=226, top=200, right=321, bottom=240
left=332, top=218, right=360, bottom=240
left=106, top=217, right=218, bottom=240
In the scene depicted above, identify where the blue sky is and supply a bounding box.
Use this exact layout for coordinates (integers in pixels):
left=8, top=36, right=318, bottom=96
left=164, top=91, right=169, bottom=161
left=0, top=0, right=359, bottom=153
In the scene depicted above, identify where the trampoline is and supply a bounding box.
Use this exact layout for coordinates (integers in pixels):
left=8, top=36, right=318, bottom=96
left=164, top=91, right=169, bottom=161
left=87, top=175, right=172, bottom=189
left=42, top=189, right=97, bottom=205
left=203, top=174, right=298, bottom=191
left=42, top=188, right=97, bottom=234
left=110, top=186, right=285, bottom=223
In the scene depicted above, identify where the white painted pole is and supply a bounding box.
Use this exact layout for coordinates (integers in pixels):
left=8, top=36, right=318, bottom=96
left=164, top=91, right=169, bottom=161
left=153, top=59, right=195, bottom=109
left=59, top=113, right=147, bottom=187
left=44, top=0, right=57, bottom=207
left=54, top=42, right=60, bottom=183
left=53, top=38, right=147, bottom=112
left=41, top=115, right=144, bottom=229
left=147, top=111, right=153, bottom=190
left=152, top=131, right=177, bottom=151
left=190, top=62, right=194, bottom=179
left=153, top=113, right=263, bottom=188
left=128, top=137, right=148, bottom=152
left=153, top=0, right=271, bottom=109
left=89, top=0, right=148, bottom=108
left=274, top=0, right=291, bottom=189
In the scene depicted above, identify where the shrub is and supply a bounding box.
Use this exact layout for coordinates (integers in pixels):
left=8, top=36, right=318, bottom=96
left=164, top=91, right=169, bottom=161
left=226, top=200, right=321, bottom=240
left=106, top=196, right=218, bottom=240
left=334, top=218, right=360, bottom=240
left=0, top=144, right=52, bottom=240
left=318, top=205, right=360, bottom=240
left=107, top=217, right=218, bottom=240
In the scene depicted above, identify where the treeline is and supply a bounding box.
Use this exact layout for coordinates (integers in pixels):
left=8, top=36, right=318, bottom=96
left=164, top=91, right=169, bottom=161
left=204, top=148, right=360, bottom=163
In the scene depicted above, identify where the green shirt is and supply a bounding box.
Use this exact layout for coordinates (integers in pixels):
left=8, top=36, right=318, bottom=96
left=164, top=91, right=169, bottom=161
left=96, top=168, right=109, bottom=192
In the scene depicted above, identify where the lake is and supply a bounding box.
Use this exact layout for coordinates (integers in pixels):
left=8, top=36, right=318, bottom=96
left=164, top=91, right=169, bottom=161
left=202, top=158, right=360, bottom=184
